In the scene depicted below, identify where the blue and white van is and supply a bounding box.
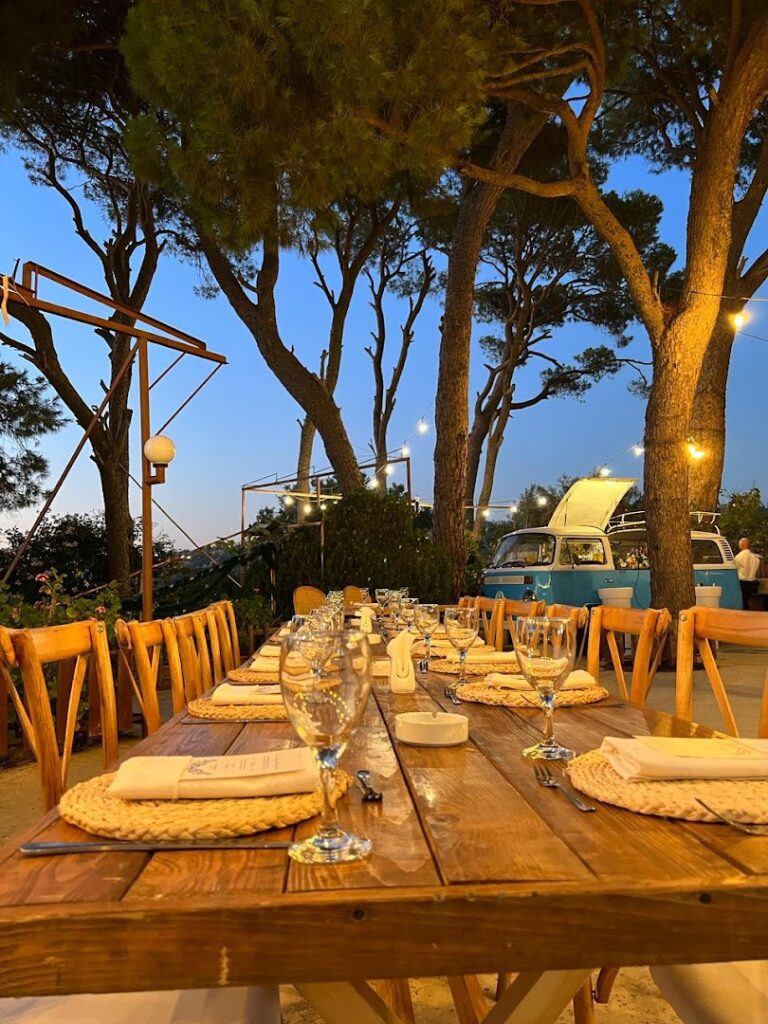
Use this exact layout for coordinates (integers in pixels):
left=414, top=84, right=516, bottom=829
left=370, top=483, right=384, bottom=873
left=482, top=477, right=740, bottom=610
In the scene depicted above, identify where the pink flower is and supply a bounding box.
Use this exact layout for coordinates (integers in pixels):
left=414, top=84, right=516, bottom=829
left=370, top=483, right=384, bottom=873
left=35, top=572, right=49, bottom=583
left=95, top=605, right=107, bottom=615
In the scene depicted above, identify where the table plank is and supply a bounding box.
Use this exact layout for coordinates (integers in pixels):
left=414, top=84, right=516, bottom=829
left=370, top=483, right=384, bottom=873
left=375, top=684, right=593, bottom=884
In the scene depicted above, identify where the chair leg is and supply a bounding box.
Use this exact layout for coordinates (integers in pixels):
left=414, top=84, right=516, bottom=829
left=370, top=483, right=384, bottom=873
left=447, top=975, right=491, bottom=1024
left=594, top=966, right=621, bottom=1004
left=496, top=973, right=514, bottom=1000
left=370, top=979, right=415, bottom=1024
left=572, top=981, right=595, bottom=1024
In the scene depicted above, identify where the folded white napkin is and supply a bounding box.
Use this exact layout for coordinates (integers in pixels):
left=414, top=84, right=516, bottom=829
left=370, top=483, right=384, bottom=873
left=357, top=606, right=375, bottom=634
left=254, top=645, right=280, bottom=658
left=388, top=628, right=416, bottom=693
left=108, top=748, right=319, bottom=800
left=599, top=737, right=768, bottom=781
left=486, top=669, right=596, bottom=691
left=245, top=655, right=280, bottom=674
left=211, top=683, right=283, bottom=706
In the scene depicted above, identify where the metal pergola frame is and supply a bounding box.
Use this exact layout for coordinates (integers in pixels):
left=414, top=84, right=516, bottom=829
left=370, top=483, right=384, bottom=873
left=2, top=262, right=227, bottom=620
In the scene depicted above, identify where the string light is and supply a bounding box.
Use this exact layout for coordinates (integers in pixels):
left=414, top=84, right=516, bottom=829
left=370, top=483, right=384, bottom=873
left=632, top=444, right=644, bottom=457
left=481, top=508, right=491, bottom=519
left=536, top=495, right=548, bottom=507
left=401, top=444, right=410, bottom=457
left=283, top=495, right=295, bottom=506
left=320, top=502, right=327, bottom=511
left=303, top=502, right=313, bottom=514
left=732, top=311, right=747, bottom=329
left=385, top=464, right=395, bottom=476
left=598, top=466, right=611, bottom=477
left=417, top=419, right=429, bottom=434
left=367, top=478, right=379, bottom=489
left=509, top=504, right=518, bottom=514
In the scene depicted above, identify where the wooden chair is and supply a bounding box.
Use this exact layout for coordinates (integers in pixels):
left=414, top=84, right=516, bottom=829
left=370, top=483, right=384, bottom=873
left=0, top=625, right=37, bottom=758
left=9, top=620, right=118, bottom=811
left=208, top=599, right=241, bottom=672
left=675, top=606, right=768, bottom=738
left=499, top=598, right=546, bottom=650
left=586, top=605, right=671, bottom=704
left=293, top=585, right=325, bottom=616
left=168, top=608, right=225, bottom=704
left=343, top=585, right=364, bottom=605
left=474, top=596, right=503, bottom=648
left=115, top=618, right=186, bottom=734
left=546, top=604, right=590, bottom=667
left=648, top=607, right=768, bottom=1024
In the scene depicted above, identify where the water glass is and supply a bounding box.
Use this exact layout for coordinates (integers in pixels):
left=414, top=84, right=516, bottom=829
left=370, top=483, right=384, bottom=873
left=444, top=606, right=479, bottom=687
left=289, top=615, right=307, bottom=633
left=415, top=603, right=440, bottom=669
left=399, top=597, right=418, bottom=632
left=359, top=587, right=370, bottom=604
left=513, top=616, right=576, bottom=760
left=280, top=631, right=373, bottom=863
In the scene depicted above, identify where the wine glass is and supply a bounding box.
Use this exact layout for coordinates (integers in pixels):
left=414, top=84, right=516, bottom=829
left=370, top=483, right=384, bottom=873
left=375, top=588, right=389, bottom=608
left=280, top=631, right=373, bottom=863
left=359, top=587, right=370, bottom=604
left=513, top=616, right=576, bottom=760
left=389, top=591, right=403, bottom=628
left=415, top=603, right=439, bottom=671
left=399, top=597, right=418, bottom=632
left=289, top=615, right=307, bottom=633
left=444, top=606, right=479, bottom=689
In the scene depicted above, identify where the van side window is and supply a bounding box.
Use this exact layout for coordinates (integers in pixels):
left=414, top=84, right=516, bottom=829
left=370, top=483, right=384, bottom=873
left=562, top=540, right=606, bottom=566
left=612, top=538, right=650, bottom=569
left=691, top=539, right=724, bottom=565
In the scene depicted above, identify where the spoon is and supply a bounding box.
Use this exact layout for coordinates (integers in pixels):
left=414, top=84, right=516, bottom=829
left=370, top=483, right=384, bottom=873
left=356, top=769, right=383, bottom=802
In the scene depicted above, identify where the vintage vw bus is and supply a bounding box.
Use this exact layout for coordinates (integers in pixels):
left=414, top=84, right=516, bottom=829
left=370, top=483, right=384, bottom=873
left=481, top=477, right=740, bottom=609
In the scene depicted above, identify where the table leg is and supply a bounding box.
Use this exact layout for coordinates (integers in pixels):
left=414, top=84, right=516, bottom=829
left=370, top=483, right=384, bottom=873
left=448, top=975, right=491, bottom=1024
left=370, top=979, right=415, bottom=1023
left=295, top=981, right=408, bottom=1024
left=482, top=969, right=593, bottom=1024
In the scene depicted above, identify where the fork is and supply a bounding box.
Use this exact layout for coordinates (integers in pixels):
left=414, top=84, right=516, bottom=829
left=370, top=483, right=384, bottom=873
left=533, top=762, right=595, bottom=812
left=695, top=798, right=768, bottom=836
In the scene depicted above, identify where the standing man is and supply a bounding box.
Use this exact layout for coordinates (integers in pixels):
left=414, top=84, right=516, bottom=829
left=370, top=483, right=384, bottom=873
left=734, top=537, right=761, bottom=609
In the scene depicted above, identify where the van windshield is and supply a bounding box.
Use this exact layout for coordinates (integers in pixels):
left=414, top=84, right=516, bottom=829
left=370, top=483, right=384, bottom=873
left=491, top=533, right=555, bottom=568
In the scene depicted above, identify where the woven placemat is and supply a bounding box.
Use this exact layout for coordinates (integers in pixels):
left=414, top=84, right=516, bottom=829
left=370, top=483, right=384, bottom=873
left=457, top=682, right=609, bottom=708
left=568, top=749, right=768, bottom=823
left=59, top=770, right=352, bottom=840
left=187, top=698, right=288, bottom=722
left=227, top=667, right=279, bottom=684
left=430, top=658, right=519, bottom=676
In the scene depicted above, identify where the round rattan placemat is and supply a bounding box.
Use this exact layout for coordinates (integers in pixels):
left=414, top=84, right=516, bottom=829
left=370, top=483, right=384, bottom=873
left=457, top=682, right=609, bottom=708
left=568, top=749, right=768, bottom=823
left=227, top=667, right=279, bottom=684
left=59, top=771, right=352, bottom=840
left=430, top=658, right=519, bottom=676
left=187, top=698, right=288, bottom=722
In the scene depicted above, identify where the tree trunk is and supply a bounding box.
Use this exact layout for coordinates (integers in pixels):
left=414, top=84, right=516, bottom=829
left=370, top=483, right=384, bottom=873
left=688, top=320, right=735, bottom=512
left=433, top=107, right=545, bottom=596
left=296, top=416, right=316, bottom=520
left=644, top=338, right=699, bottom=620
left=97, top=455, right=133, bottom=595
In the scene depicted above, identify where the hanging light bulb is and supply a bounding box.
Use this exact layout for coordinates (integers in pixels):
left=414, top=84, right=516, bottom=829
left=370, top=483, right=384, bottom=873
left=367, top=477, right=379, bottom=489
left=401, top=444, right=410, bottom=457
left=732, top=311, right=747, bottom=329
left=283, top=494, right=295, bottom=506
left=385, top=464, right=395, bottom=476
left=686, top=437, right=705, bottom=460
left=303, top=502, right=313, bottom=514
left=632, top=444, right=644, bottom=457
left=536, top=494, right=548, bottom=507
left=599, top=466, right=611, bottom=477
left=417, top=419, right=429, bottom=434
left=509, top=504, right=518, bottom=514
left=481, top=508, right=491, bottom=519
left=320, top=502, right=327, bottom=511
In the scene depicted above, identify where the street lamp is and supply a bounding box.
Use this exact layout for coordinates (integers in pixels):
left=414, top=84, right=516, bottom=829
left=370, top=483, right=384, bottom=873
left=143, top=434, right=176, bottom=485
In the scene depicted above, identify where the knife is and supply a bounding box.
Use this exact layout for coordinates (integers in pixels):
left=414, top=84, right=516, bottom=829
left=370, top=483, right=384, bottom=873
left=20, top=839, right=293, bottom=857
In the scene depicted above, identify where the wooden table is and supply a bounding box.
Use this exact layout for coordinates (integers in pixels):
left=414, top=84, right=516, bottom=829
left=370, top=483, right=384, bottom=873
left=2, top=667, right=768, bottom=1024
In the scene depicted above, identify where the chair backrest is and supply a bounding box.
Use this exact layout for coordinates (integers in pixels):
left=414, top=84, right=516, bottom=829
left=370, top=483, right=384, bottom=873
left=457, top=595, right=476, bottom=609
left=474, top=597, right=504, bottom=649
left=586, top=605, right=671, bottom=704
left=115, top=617, right=185, bottom=733
left=499, top=598, right=547, bottom=650
left=343, top=585, right=363, bottom=605
left=168, top=609, right=224, bottom=703
left=208, top=600, right=240, bottom=672
left=10, top=619, right=118, bottom=811
left=293, top=586, right=325, bottom=616
left=676, top=606, right=768, bottom=737
left=546, top=604, right=589, bottom=631
left=0, top=625, right=37, bottom=758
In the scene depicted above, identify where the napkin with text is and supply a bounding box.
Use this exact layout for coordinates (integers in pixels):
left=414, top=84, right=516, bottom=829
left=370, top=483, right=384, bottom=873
left=211, top=683, right=283, bottom=706
left=108, top=748, right=319, bottom=800
left=485, top=669, right=597, bottom=691
left=599, top=736, right=768, bottom=782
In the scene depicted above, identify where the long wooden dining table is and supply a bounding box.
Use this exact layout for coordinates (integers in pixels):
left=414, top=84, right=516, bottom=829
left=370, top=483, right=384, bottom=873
left=2, top=652, right=768, bottom=1024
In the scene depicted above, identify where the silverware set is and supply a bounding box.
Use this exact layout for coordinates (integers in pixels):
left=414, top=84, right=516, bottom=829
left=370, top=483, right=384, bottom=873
left=532, top=761, right=596, bottom=812
left=695, top=798, right=768, bottom=836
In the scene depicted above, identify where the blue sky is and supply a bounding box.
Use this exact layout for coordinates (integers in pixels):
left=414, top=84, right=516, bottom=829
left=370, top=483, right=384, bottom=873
left=0, top=146, right=766, bottom=548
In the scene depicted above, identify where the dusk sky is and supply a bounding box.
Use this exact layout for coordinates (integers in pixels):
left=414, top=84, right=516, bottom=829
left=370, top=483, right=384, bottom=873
left=1, top=145, right=766, bottom=549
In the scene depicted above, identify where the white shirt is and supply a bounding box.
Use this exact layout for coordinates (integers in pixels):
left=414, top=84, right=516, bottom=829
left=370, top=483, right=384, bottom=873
left=734, top=549, right=761, bottom=581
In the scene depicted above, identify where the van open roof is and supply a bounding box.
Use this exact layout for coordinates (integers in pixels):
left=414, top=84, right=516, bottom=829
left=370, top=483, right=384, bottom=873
left=548, top=477, right=637, bottom=531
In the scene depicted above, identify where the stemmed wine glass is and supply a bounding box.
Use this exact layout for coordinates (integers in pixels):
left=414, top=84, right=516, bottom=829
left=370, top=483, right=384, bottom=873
left=444, top=606, right=479, bottom=690
left=280, top=630, right=373, bottom=863
left=415, top=603, right=439, bottom=672
left=399, top=597, right=418, bottom=632
left=513, top=616, right=576, bottom=760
